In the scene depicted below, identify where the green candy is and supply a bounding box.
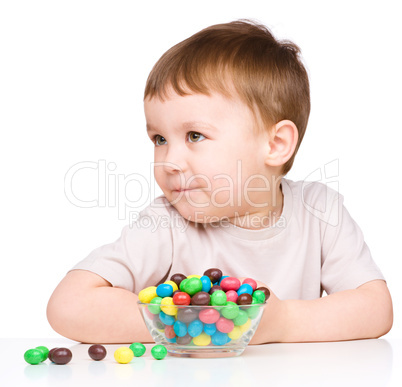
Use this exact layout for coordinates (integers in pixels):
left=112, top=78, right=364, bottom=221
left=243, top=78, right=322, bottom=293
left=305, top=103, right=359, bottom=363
left=210, top=290, right=227, bottom=306
left=221, top=301, right=240, bottom=319
left=129, top=342, right=146, bottom=357
left=24, top=349, right=44, bottom=365
left=151, top=344, right=167, bottom=360
left=148, top=297, right=163, bottom=314
left=252, top=290, right=266, bottom=304
left=233, top=309, right=249, bottom=326
left=183, top=277, right=202, bottom=296
left=247, top=298, right=261, bottom=319
left=179, top=278, right=189, bottom=291
left=35, top=346, right=49, bottom=362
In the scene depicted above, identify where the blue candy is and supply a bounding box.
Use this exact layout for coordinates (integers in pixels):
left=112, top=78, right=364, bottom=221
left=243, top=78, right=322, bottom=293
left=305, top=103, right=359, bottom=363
left=200, top=275, right=212, bottom=293
left=156, top=283, right=173, bottom=298
left=166, top=337, right=177, bottom=343
left=159, top=311, right=175, bottom=325
left=173, top=320, right=187, bottom=337
left=237, top=283, right=253, bottom=296
left=188, top=319, right=203, bottom=337
left=211, top=331, right=229, bottom=346
left=204, top=323, right=217, bottom=336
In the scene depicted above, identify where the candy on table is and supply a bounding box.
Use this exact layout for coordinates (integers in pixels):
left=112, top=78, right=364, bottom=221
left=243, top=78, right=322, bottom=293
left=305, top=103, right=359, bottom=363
left=151, top=345, right=168, bottom=360
left=114, top=347, right=134, bottom=364
left=88, top=344, right=107, bottom=361
left=49, top=347, right=72, bottom=365
left=129, top=342, right=146, bottom=357
left=139, top=268, right=268, bottom=348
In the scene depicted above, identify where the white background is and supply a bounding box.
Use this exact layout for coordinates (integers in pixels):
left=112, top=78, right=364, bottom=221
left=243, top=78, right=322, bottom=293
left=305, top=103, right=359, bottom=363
left=1, top=0, right=401, bottom=339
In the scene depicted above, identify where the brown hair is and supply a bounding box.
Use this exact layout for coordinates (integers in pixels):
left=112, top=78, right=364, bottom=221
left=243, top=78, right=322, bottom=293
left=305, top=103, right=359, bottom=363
left=144, top=19, right=310, bottom=175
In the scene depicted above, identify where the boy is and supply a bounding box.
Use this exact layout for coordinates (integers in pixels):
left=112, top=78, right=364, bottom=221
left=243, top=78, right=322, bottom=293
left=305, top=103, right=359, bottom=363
left=47, top=19, right=393, bottom=344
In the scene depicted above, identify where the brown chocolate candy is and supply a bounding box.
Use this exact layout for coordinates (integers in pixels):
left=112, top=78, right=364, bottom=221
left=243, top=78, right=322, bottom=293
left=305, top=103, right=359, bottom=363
left=191, top=291, right=211, bottom=306
left=177, top=307, right=199, bottom=323
left=176, top=333, right=192, bottom=345
left=256, top=286, right=270, bottom=301
left=203, top=268, right=223, bottom=283
left=170, top=273, right=187, bottom=288
left=88, top=344, right=107, bottom=361
left=48, top=347, right=59, bottom=361
left=51, top=347, right=72, bottom=365
left=237, top=293, right=253, bottom=305
left=209, top=285, right=222, bottom=294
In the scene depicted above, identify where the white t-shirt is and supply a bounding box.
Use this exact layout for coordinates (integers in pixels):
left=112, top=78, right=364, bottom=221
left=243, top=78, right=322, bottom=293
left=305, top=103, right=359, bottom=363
left=70, top=178, right=385, bottom=300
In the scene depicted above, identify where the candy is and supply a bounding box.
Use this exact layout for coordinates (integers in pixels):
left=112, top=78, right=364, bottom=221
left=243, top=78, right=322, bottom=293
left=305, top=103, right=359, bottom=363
left=173, top=320, right=188, bottom=337
left=233, top=310, right=249, bottom=326
left=242, top=278, right=257, bottom=291
left=148, top=296, right=163, bottom=314
left=176, top=333, right=192, bottom=345
left=164, top=280, right=179, bottom=292
left=228, top=326, right=242, bottom=340
left=237, top=293, right=253, bottom=305
left=204, top=323, right=217, bottom=335
left=211, top=331, right=229, bottom=346
left=226, top=290, right=238, bottom=303
left=129, top=342, right=146, bottom=357
left=210, top=290, right=227, bottom=306
left=50, top=348, right=72, bottom=365
left=256, top=286, right=270, bottom=300
left=24, top=349, right=44, bottom=365
left=173, top=291, right=191, bottom=305
left=188, top=319, right=204, bottom=337
left=48, top=347, right=59, bottom=362
left=216, top=317, right=234, bottom=333
left=151, top=345, right=167, bottom=360
left=177, top=308, right=199, bottom=323
left=221, top=301, right=240, bottom=320
left=203, top=268, right=222, bottom=283
left=170, top=273, right=187, bottom=288
left=220, top=277, right=241, bottom=292
left=198, top=308, right=220, bottom=324
left=252, top=290, right=266, bottom=304
left=138, top=286, right=157, bottom=303
left=114, top=347, right=134, bottom=364
left=159, top=310, right=175, bottom=325
left=183, top=277, right=203, bottom=296
left=160, top=297, right=177, bottom=316
left=35, top=346, right=49, bottom=362
left=237, top=283, right=253, bottom=296
left=164, top=324, right=176, bottom=339
left=209, top=285, right=223, bottom=294
left=200, top=275, right=212, bottom=292
left=88, top=344, right=107, bottom=361
left=191, top=291, right=210, bottom=305
left=156, top=283, right=173, bottom=298
left=193, top=332, right=211, bottom=346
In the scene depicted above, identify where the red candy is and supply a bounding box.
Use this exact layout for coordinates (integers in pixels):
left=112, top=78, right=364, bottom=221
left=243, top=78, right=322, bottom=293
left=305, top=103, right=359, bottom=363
left=216, top=317, right=234, bottom=333
left=173, top=292, right=191, bottom=305
left=199, top=308, right=220, bottom=324
left=220, top=277, right=241, bottom=292
left=242, top=278, right=257, bottom=291
left=164, top=324, right=176, bottom=339
left=225, top=290, right=238, bottom=303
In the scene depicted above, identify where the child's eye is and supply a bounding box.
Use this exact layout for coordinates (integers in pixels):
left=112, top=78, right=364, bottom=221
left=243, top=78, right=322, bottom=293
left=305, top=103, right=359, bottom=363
left=188, top=131, right=205, bottom=143
left=153, top=135, right=167, bottom=146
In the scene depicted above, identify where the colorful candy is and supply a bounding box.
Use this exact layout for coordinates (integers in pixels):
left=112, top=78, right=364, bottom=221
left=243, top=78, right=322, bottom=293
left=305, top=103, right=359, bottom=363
left=50, top=348, right=72, bottom=365
left=151, top=345, right=167, bottom=360
left=129, top=342, right=146, bottom=357
left=138, top=268, right=268, bottom=351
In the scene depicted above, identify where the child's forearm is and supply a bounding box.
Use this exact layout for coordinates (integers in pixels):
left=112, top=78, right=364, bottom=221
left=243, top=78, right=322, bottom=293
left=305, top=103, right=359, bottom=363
left=47, top=271, right=153, bottom=344
left=250, top=280, right=393, bottom=344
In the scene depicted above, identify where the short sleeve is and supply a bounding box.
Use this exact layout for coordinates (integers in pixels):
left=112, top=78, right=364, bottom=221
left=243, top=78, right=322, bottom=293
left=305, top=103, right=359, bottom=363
left=69, top=207, right=174, bottom=294
left=321, top=194, right=385, bottom=294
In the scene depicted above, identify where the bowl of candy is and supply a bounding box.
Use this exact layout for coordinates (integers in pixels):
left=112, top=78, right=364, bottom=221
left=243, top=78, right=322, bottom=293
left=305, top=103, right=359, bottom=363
left=137, top=268, right=269, bottom=358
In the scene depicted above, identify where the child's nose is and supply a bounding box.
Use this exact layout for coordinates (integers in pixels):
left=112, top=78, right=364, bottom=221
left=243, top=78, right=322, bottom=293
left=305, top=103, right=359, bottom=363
left=162, top=148, right=187, bottom=174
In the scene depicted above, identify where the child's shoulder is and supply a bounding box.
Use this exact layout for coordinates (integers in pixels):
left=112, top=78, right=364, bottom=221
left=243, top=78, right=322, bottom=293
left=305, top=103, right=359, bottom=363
left=284, top=177, right=341, bottom=214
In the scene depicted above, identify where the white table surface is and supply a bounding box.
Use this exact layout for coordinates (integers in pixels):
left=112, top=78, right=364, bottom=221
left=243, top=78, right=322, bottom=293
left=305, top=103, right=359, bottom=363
left=1, top=338, right=400, bottom=386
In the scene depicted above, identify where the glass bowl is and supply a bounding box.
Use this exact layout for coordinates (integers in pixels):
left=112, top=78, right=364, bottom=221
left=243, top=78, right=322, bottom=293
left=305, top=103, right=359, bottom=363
left=137, top=301, right=266, bottom=358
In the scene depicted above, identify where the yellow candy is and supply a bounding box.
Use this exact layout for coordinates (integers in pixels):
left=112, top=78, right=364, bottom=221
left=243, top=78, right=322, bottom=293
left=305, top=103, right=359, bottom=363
left=160, top=297, right=177, bottom=316
left=114, top=347, right=134, bottom=364
left=228, top=326, right=242, bottom=340
left=138, top=286, right=157, bottom=303
left=239, top=318, right=252, bottom=333
left=187, top=274, right=201, bottom=279
left=164, top=280, right=178, bottom=293
left=193, top=332, right=211, bottom=346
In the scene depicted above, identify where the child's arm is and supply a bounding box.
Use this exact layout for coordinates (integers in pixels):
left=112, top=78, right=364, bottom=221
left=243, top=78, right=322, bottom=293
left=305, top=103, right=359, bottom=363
left=47, top=270, right=153, bottom=343
left=250, top=279, right=393, bottom=344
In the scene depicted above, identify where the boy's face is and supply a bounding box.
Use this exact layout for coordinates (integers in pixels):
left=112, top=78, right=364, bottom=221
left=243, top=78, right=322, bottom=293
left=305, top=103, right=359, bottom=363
left=144, top=88, right=280, bottom=225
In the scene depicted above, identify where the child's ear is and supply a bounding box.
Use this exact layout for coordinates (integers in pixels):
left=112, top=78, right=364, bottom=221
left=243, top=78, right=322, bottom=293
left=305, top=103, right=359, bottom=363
left=264, top=120, right=299, bottom=167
